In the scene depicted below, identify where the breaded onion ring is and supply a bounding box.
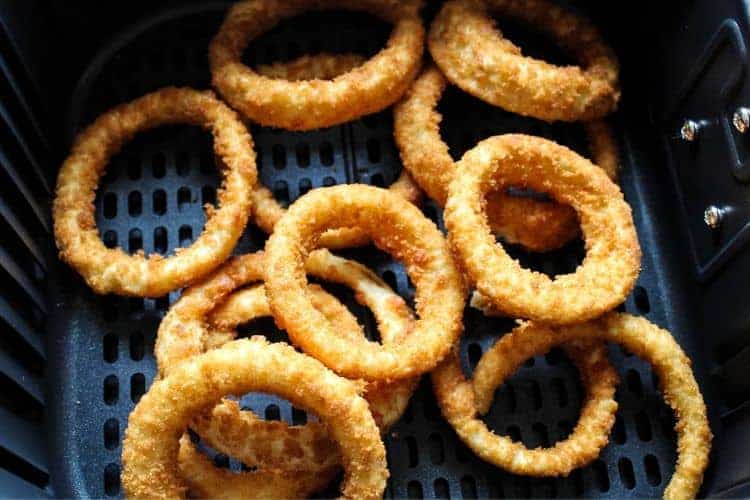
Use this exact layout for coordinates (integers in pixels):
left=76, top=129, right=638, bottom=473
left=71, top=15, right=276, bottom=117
left=53, top=87, right=256, bottom=297
left=444, top=135, right=640, bottom=324
left=251, top=51, right=423, bottom=249
left=176, top=435, right=339, bottom=499
left=192, top=254, right=418, bottom=473
left=432, top=338, right=617, bottom=477
left=256, top=52, right=365, bottom=81
left=210, top=0, right=425, bottom=130
left=393, top=66, right=619, bottom=252
left=428, top=0, right=620, bottom=122
left=265, top=185, right=465, bottom=380
left=466, top=314, right=712, bottom=499
left=155, top=250, right=416, bottom=477
left=121, top=337, right=388, bottom=499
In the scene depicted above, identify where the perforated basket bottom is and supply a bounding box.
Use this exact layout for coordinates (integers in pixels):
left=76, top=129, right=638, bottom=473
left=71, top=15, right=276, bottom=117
left=48, top=4, right=679, bottom=498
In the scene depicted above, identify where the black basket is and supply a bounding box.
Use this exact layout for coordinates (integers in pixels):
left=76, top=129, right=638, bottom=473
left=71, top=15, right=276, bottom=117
left=1, top=0, right=749, bottom=498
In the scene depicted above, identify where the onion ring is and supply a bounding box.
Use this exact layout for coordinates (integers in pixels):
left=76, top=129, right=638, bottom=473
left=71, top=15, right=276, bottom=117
left=250, top=52, right=422, bottom=249
left=255, top=52, right=365, bottom=81
left=444, top=134, right=640, bottom=324
left=155, top=250, right=416, bottom=477
left=193, top=258, right=418, bottom=472
left=121, top=337, right=388, bottom=499
left=53, top=87, right=257, bottom=297
left=432, top=337, right=617, bottom=476
left=265, top=184, right=465, bottom=380
left=428, top=0, right=620, bottom=122
left=464, top=314, right=712, bottom=498
left=209, top=0, right=425, bottom=130
left=393, top=65, right=619, bottom=252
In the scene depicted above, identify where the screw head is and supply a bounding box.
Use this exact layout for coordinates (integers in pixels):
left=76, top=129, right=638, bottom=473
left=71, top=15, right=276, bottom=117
left=704, top=205, right=723, bottom=230
left=733, top=107, right=750, bottom=133
left=680, top=119, right=699, bottom=141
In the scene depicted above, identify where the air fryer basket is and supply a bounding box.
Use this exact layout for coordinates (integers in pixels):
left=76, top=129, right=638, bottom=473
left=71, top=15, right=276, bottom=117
left=1, top=0, right=749, bottom=498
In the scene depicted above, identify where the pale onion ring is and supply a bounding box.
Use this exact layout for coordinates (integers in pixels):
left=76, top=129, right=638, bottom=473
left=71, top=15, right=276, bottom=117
left=210, top=0, right=425, bottom=130
left=176, top=435, right=339, bottom=499
left=428, top=0, right=620, bottom=122
left=432, top=337, right=617, bottom=476
left=265, top=184, right=466, bottom=381
left=464, top=314, right=712, bottom=499
left=53, top=87, right=256, bottom=297
left=444, top=134, right=640, bottom=324
left=121, top=337, right=388, bottom=499
left=393, top=65, right=619, bottom=252
left=255, top=52, right=366, bottom=81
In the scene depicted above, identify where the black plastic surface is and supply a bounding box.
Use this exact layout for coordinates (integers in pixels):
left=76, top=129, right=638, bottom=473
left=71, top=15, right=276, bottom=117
left=39, top=3, right=724, bottom=498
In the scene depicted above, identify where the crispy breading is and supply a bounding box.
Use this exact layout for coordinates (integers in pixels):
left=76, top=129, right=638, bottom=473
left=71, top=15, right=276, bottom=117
left=210, top=0, right=425, bottom=130
left=53, top=87, right=256, bottom=296
left=445, top=134, right=640, bottom=324
left=265, top=184, right=466, bottom=380
left=429, top=0, right=620, bottom=122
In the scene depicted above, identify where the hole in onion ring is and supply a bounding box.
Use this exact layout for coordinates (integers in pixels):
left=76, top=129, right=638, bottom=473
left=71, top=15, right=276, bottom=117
left=244, top=11, right=388, bottom=69
left=490, top=15, right=577, bottom=66
left=472, top=339, right=600, bottom=452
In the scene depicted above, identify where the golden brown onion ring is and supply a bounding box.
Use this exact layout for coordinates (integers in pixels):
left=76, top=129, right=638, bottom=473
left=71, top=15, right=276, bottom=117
left=251, top=52, right=422, bottom=248
left=444, top=135, right=640, bottom=324
left=121, top=337, right=388, bottom=499
left=193, top=253, right=419, bottom=473
left=428, top=0, right=620, bottom=122
left=393, top=66, right=619, bottom=252
left=432, top=337, right=617, bottom=476
left=465, top=314, right=712, bottom=499
left=156, top=250, right=416, bottom=477
left=210, top=0, right=425, bottom=130
left=53, top=87, right=256, bottom=297
left=265, top=184, right=465, bottom=381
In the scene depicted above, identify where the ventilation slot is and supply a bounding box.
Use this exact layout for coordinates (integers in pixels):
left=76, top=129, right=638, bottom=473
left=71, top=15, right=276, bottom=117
left=407, top=480, right=423, bottom=499
left=265, top=404, right=281, bottom=421
left=129, top=332, right=145, bottom=361
left=319, top=142, right=334, bottom=166
left=434, top=478, right=450, bottom=499
left=618, top=457, right=636, bottom=489
left=460, top=476, right=477, bottom=499
left=130, top=373, right=145, bottom=404
left=152, top=189, right=167, bottom=215
left=103, top=333, right=118, bottom=363
left=103, top=463, right=120, bottom=496
left=428, top=433, right=444, bottom=465
left=103, top=418, right=119, bottom=450
left=103, top=375, right=118, bottom=406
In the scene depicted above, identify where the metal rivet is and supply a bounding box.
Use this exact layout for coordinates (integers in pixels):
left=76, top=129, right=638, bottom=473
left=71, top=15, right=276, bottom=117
left=704, top=205, right=723, bottom=230
left=733, top=107, right=750, bottom=133
left=680, top=119, right=699, bottom=141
